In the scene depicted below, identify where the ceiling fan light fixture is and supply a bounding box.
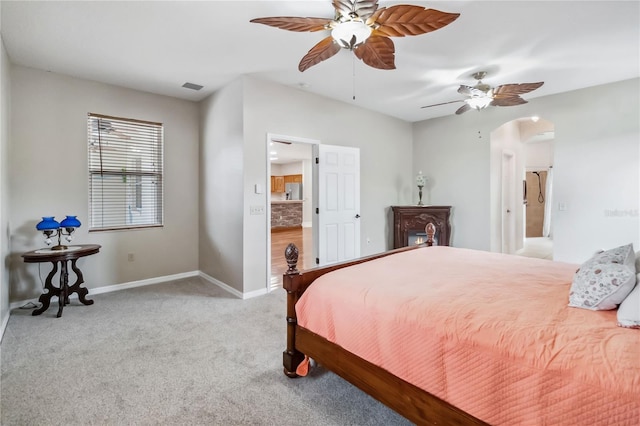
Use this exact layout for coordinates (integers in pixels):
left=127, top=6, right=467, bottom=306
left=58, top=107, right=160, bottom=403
left=331, top=20, right=372, bottom=49
left=466, top=97, right=492, bottom=110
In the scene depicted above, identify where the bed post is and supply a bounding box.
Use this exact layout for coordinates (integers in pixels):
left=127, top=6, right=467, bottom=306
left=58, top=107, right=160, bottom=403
left=282, top=243, right=305, bottom=378
left=426, top=222, right=436, bottom=247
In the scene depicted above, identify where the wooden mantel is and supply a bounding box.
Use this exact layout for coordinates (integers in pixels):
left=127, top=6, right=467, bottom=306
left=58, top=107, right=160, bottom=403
left=391, top=205, right=452, bottom=248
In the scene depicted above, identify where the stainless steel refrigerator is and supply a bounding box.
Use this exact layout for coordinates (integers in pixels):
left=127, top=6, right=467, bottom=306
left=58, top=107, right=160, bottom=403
left=285, top=183, right=302, bottom=200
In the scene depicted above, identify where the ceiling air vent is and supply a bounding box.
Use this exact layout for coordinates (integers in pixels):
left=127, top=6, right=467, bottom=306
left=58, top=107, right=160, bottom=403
left=182, top=82, right=203, bottom=91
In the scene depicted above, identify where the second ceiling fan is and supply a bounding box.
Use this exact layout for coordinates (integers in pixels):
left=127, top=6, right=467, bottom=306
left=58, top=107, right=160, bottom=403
left=250, top=0, right=460, bottom=72
left=422, top=71, right=545, bottom=115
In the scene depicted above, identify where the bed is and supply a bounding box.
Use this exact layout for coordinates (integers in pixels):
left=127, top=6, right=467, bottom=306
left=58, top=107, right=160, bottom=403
left=281, top=226, right=640, bottom=425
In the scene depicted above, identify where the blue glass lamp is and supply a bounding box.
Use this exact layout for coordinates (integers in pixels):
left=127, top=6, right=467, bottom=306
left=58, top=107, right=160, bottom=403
left=36, top=216, right=81, bottom=250
left=36, top=217, right=60, bottom=231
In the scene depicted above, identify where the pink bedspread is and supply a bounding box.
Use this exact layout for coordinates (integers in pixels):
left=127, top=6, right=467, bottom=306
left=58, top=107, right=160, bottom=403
left=296, top=246, right=640, bottom=425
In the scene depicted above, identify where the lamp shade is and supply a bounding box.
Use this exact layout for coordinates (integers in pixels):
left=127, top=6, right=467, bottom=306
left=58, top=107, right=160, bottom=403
left=331, top=21, right=372, bottom=48
left=466, top=96, right=492, bottom=110
left=36, top=217, right=60, bottom=231
left=60, top=215, right=81, bottom=228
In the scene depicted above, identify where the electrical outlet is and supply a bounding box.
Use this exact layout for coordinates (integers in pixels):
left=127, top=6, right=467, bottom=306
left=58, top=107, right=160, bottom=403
left=250, top=205, right=265, bottom=215
left=127, top=253, right=135, bottom=262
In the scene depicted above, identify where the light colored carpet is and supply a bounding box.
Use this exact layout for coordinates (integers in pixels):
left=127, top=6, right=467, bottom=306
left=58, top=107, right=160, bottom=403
left=1, top=277, right=411, bottom=425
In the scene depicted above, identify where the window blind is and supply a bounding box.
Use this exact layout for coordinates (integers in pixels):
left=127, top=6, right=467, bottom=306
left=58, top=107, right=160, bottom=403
left=87, top=113, right=163, bottom=231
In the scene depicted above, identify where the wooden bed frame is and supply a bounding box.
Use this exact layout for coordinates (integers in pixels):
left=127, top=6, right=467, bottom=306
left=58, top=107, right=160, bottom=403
left=282, top=224, right=488, bottom=425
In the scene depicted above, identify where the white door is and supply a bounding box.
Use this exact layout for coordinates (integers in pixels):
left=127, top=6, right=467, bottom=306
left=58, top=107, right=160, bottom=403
left=313, top=144, right=361, bottom=266
left=501, top=150, right=516, bottom=254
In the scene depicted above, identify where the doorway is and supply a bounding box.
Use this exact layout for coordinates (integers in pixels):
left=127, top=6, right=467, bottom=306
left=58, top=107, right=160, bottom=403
left=266, top=134, right=317, bottom=289
left=490, top=117, right=555, bottom=257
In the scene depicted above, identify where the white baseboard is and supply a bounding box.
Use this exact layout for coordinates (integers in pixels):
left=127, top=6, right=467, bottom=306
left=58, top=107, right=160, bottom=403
left=91, top=271, right=201, bottom=296
left=9, top=270, right=199, bottom=311
left=198, top=271, right=268, bottom=299
left=0, top=311, right=9, bottom=343
left=8, top=270, right=270, bottom=314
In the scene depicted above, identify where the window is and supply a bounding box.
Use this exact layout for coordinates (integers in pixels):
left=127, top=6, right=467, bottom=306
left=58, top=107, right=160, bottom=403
left=87, top=113, right=163, bottom=231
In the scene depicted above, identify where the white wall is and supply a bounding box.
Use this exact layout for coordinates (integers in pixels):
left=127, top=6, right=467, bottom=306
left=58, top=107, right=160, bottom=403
left=490, top=120, right=525, bottom=253
left=0, top=25, right=11, bottom=333
left=549, top=79, right=639, bottom=262
left=243, top=77, right=414, bottom=293
left=199, top=78, right=244, bottom=292
left=525, top=140, right=554, bottom=170
left=413, top=78, right=640, bottom=263
left=279, top=162, right=303, bottom=175
left=9, top=66, right=200, bottom=301
left=412, top=116, right=491, bottom=250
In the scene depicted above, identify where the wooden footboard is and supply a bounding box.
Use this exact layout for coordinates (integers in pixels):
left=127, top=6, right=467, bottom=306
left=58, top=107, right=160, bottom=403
left=282, top=224, right=486, bottom=424
left=295, top=326, right=487, bottom=425
left=282, top=242, right=420, bottom=377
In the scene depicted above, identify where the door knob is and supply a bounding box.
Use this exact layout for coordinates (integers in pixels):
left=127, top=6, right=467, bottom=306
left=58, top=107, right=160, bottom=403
left=355, top=214, right=361, bottom=218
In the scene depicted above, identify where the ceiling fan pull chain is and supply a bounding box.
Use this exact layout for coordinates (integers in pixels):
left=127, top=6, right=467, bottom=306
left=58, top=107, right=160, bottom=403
left=352, top=55, right=356, bottom=101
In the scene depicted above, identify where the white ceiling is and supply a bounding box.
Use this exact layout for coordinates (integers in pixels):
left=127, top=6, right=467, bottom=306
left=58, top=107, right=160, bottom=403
left=1, top=1, right=638, bottom=123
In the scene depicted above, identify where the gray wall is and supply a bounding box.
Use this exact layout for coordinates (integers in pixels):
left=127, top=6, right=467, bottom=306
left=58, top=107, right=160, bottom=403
left=4, top=60, right=637, bottom=312
left=1, top=20, right=11, bottom=332
left=413, top=78, right=640, bottom=263
left=242, top=77, right=414, bottom=293
left=8, top=66, right=200, bottom=302
left=199, top=78, right=244, bottom=293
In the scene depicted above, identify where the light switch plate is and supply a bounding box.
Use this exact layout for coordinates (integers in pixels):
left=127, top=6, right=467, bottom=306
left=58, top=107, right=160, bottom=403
left=250, top=205, right=265, bottom=215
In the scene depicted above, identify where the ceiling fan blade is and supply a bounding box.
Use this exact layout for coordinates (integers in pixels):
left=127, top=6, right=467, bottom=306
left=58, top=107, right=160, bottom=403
left=298, top=36, right=341, bottom=72
left=455, top=103, right=471, bottom=115
left=353, top=35, right=395, bottom=70
left=369, top=5, right=460, bottom=37
left=421, top=99, right=464, bottom=109
left=250, top=17, right=332, bottom=32
left=457, top=85, right=487, bottom=97
left=490, top=96, right=528, bottom=107
left=333, top=0, right=379, bottom=21
left=492, top=82, right=544, bottom=98
left=272, top=139, right=292, bottom=145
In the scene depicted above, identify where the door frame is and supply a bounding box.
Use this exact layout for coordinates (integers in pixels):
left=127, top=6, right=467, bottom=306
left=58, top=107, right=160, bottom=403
left=501, top=149, right=516, bottom=254
left=265, top=133, right=320, bottom=291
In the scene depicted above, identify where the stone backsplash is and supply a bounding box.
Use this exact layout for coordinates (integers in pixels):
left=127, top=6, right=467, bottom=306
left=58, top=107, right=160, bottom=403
left=271, top=202, right=303, bottom=229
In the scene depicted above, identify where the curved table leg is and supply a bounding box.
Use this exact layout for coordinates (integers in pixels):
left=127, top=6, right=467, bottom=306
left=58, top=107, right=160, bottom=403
left=68, top=259, right=93, bottom=306
left=56, top=261, right=68, bottom=318
left=32, top=261, right=59, bottom=316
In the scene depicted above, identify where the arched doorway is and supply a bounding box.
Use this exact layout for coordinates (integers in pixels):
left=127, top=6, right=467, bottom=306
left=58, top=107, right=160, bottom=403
left=489, top=116, right=555, bottom=258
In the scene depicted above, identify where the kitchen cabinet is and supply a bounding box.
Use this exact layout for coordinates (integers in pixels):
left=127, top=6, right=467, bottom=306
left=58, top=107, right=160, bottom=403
left=272, top=174, right=301, bottom=192
left=284, top=174, right=302, bottom=184
left=272, top=176, right=285, bottom=193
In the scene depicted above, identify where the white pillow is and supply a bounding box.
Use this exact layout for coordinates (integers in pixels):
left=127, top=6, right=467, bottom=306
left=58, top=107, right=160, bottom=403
left=617, top=282, right=640, bottom=328
left=568, top=243, right=636, bottom=310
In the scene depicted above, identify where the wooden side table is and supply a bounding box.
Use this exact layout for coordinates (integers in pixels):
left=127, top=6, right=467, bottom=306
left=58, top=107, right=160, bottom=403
left=22, top=244, right=101, bottom=318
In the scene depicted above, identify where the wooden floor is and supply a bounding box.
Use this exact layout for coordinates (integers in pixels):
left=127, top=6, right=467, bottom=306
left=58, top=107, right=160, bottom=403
left=271, top=227, right=313, bottom=285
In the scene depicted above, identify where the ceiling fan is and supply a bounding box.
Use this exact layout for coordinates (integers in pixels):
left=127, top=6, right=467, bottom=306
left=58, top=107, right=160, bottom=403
left=422, top=71, right=544, bottom=115
left=250, top=1, right=459, bottom=72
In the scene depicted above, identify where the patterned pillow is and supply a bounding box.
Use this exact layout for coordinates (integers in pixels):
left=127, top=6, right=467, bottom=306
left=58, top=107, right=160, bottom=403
left=617, top=283, right=640, bottom=328
left=568, top=243, right=636, bottom=310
